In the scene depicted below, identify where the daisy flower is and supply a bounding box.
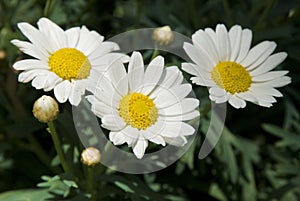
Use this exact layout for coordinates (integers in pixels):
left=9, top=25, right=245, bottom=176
left=11, top=17, right=127, bottom=106
left=182, top=24, right=291, bottom=108
left=87, top=52, right=200, bottom=159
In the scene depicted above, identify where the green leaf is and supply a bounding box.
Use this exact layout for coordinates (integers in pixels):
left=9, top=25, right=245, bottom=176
left=114, top=181, right=135, bottom=193
left=262, top=124, right=300, bottom=149
left=0, top=189, right=52, bottom=201
left=37, top=175, right=78, bottom=198
left=209, top=183, right=228, bottom=201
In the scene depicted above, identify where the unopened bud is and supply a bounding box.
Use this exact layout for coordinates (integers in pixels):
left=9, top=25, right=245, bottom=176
left=32, top=95, right=59, bottom=123
left=0, top=50, right=6, bottom=59
left=81, top=147, right=101, bottom=166
left=152, top=26, right=174, bottom=46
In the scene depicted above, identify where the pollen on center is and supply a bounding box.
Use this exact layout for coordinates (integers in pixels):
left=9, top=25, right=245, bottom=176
left=49, top=48, right=91, bottom=80
left=118, top=92, right=158, bottom=130
left=211, top=61, right=252, bottom=94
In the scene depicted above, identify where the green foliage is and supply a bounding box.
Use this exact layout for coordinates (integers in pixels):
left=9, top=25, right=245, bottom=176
left=0, top=189, right=52, bottom=201
left=37, top=175, right=78, bottom=198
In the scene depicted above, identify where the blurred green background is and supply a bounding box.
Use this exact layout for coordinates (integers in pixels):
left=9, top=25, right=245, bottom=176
left=0, top=0, right=300, bottom=200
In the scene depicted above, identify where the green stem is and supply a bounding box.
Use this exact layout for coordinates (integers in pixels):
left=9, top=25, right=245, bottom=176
left=47, top=121, right=70, bottom=173
left=43, top=0, right=53, bottom=17
left=150, top=49, right=159, bottom=61
left=87, top=167, right=96, bottom=201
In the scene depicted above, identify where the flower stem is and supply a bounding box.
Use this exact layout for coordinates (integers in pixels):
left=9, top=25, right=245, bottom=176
left=150, top=49, right=159, bottom=61
left=47, top=121, right=70, bottom=173
left=43, top=0, right=53, bottom=17
left=87, top=167, right=96, bottom=201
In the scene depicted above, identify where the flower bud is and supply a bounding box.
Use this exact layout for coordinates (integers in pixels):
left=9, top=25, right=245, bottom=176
left=0, top=50, right=6, bottom=59
left=32, top=95, right=59, bottom=123
left=81, top=147, right=101, bottom=166
left=152, top=26, right=174, bottom=46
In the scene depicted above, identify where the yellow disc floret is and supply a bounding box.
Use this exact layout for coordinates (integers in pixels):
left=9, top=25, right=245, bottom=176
left=49, top=48, right=91, bottom=80
left=118, top=93, right=158, bottom=130
left=211, top=61, right=252, bottom=94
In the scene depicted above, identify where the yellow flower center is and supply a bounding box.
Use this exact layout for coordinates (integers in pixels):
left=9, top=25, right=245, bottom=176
left=118, top=93, right=158, bottom=130
left=211, top=61, right=252, bottom=94
left=49, top=48, right=91, bottom=80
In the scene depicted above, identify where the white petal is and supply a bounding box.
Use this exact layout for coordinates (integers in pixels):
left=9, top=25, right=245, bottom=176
left=249, top=52, right=288, bottom=76
left=13, top=59, right=49, bottom=70
left=241, top=41, right=275, bottom=68
left=183, top=43, right=215, bottom=70
left=249, top=85, right=284, bottom=98
left=69, top=81, right=86, bottom=106
left=18, top=69, right=49, bottom=83
left=259, top=76, right=291, bottom=88
left=43, top=73, right=62, bottom=91
left=164, top=110, right=200, bottom=121
left=209, top=87, right=227, bottom=97
left=182, top=62, right=198, bottom=76
left=212, top=93, right=230, bottom=103
left=31, top=72, right=59, bottom=91
left=204, top=28, right=218, bottom=50
left=11, top=40, right=48, bottom=61
left=31, top=74, right=48, bottom=89
left=102, top=114, right=126, bottom=131
left=37, top=17, right=67, bottom=51
left=54, top=80, right=72, bottom=103
left=147, top=117, right=167, bottom=136
left=256, top=101, right=273, bottom=107
left=164, top=136, right=187, bottom=146
left=236, top=29, right=252, bottom=63
left=133, top=138, right=148, bottom=159
left=93, top=76, right=121, bottom=108
left=159, top=98, right=199, bottom=116
left=106, top=61, right=128, bottom=96
left=236, top=92, right=258, bottom=102
left=17, top=22, right=50, bottom=56
left=229, top=25, right=242, bottom=61
left=121, top=126, right=140, bottom=145
left=147, top=134, right=166, bottom=146
left=65, top=27, right=80, bottom=48
left=216, top=24, right=231, bottom=61
left=109, top=131, right=126, bottom=145
left=190, top=76, right=215, bottom=87
left=89, top=97, right=113, bottom=118
left=154, top=84, right=192, bottom=109
left=150, top=66, right=183, bottom=99
left=161, top=121, right=195, bottom=137
left=89, top=41, right=119, bottom=60
left=180, top=122, right=196, bottom=136
left=76, top=26, right=104, bottom=56
left=160, top=122, right=183, bottom=137
left=252, top=71, right=289, bottom=82
left=228, top=95, right=246, bottom=109
left=128, top=52, right=144, bottom=92
left=141, top=56, right=164, bottom=95
left=250, top=91, right=277, bottom=103
left=246, top=42, right=277, bottom=71
left=85, top=70, right=102, bottom=93
left=192, top=30, right=219, bottom=63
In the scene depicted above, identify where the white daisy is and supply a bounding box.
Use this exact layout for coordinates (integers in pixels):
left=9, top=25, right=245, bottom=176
left=11, top=17, right=128, bottom=106
left=182, top=24, right=291, bottom=108
left=87, top=51, right=200, bottom=159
